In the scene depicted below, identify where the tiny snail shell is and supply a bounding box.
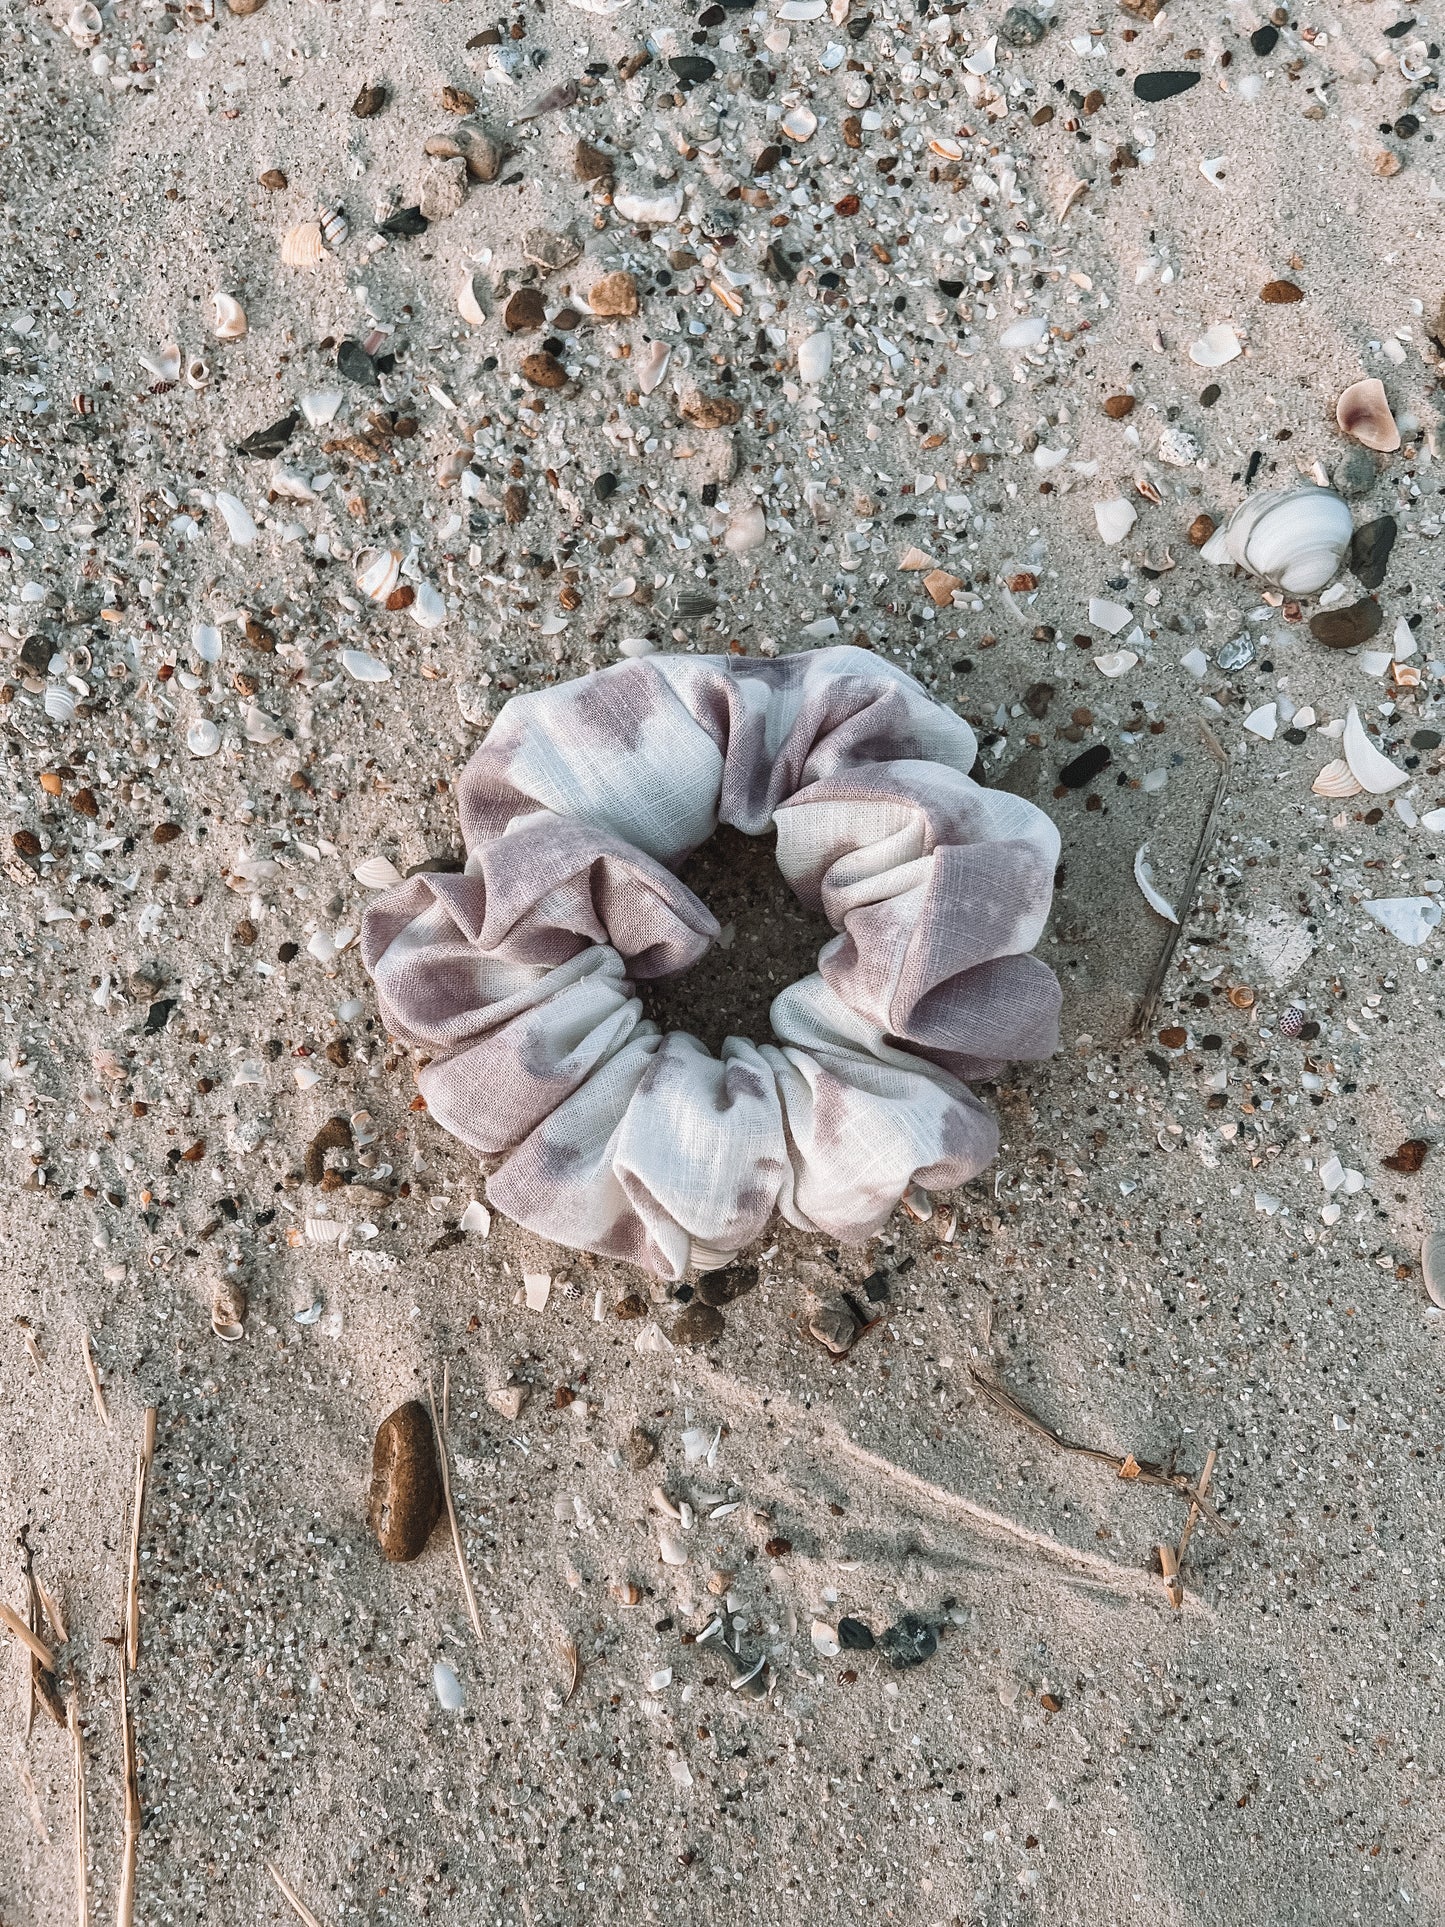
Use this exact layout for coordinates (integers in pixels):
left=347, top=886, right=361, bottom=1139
left=319, top=205, right=349, bottom=248
left=185, top=356, right=211, bottom=389
left=280, top=221, right=324, bottom=268
left=66, top=1, right=101, bottom=45
left=211, top=292, right=247, bottom=340
left=354, top=546, right=401, bottom=602
left=1336, top=378, right=1400, bottom=453
left=211, top=1277, right=247, bottom=1342
left=1199, top=484, right=1352, bottom=596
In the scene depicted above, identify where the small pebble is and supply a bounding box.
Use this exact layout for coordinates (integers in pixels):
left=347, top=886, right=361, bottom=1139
left=367, top=1401, right=443, bottom=1563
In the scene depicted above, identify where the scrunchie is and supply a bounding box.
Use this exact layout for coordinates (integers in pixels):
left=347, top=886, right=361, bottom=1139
left=362, top=646, right=1061, bottom=1280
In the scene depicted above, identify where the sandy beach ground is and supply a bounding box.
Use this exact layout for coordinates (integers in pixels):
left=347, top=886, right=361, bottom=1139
left=3, top=0, right=1445, bottom=1918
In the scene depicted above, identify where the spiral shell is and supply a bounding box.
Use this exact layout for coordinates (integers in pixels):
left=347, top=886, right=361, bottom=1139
left=212, top=292, right=247, bottom=340
left=185, top=356, right=211, bottom=389
left=66, top=2, right=101, bottom=46
left=1199, top=485, right=1353, bottom=596
left=281, top=222, right=324, bottom=268
left=319, top=204, right=349, bottom=248
left=355, top=547, right=402, bottom=603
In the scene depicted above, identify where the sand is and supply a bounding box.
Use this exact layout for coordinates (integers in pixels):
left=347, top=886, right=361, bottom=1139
left=3, top=0, right=1445, bottom=1918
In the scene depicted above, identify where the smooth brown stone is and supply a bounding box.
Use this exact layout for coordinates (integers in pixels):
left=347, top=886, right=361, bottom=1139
left=1309, top=598, right=1383, bottom=649
left=504, top=287, right=547, bottom=333
left=671, top=1301, right=725, bottom=1346
left=1260, top=279, right=1304, bottom=304
left=368, top=1401, right=442, bottom=1562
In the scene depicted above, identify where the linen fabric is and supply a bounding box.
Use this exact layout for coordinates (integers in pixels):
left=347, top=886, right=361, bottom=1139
left=363, top=646, right=1061, bottom=1279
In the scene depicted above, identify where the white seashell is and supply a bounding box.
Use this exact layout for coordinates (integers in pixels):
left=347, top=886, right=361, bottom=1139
left=280, top=222, right=324, bottom=268
left=192, top=623, right=222, bottom=663
left=43, top=682, right=77, bottom=724
left=1401, top=38, right=1432, bottom=81
left=778, top=0, right=826, bottom=15
left=459, top=1199, right=492, bottom=1235
left=929, top=136, right=961, bottom=161
left=186, top=719, right=221, bottom=757
left=999, top=316, right=1047, bottom=352
left=139, top=343, right=181, bottom=383
left=963, top=33, right=997, bottom=73
left=1311, top=757, right=1363, bottom=799
left=341, top=648, right=391, bottom=682
left=1089, top=596, right=1131, bottom=635
left=1093, top=648, right=1138, bottom=677
left=185, top=356, right=210, bottom=389
left=301, top=389, right=343, bottom=428
left=780, top=104, right=817, bottom=142
left=561, top=0, right=634, bottom=12
left=1423, top=1231, right=1445, bottom=1309
left=457, top=273, right=487, bottom=327
left=1343, top=703, right=1407, bottom=793
left=354, top=547, right=401, bottom=602
left=657, top=1529, right=688, bottom=1567
left=244, top=705, right=283, bottom=746
left=724, top=503, right=768, bottom=554
left=1336, top=377, right=1400, bottom=453
left=1094, top=496, right=1136, bottom=545
left=618, top=636, right=655, bottom=658
left=811, top=1620, right=841, bottom=1657
left=432, top=1660, right=465, bottom=1711
left=269, top=461, right=317, bottom=503
left=636, top=339, right=672, bottom=395
left=319, top=205, right=349, bottom=248
left=1133, top=844, right=1178, bottom=923
left=353, top=855, right=404, bottom=889
left=214, top=491, right=257, bottom=546
left=612, top=181, right=686, bottom=225
left=1188, top=323, right=1241, bottom=369
left=1363, top=896, right=1442, bottom=946
left=66, top=2, right=102, bottom=45
left=303, top=1216, right=347, bottom=1245
left=408, top=581, right=447, bottom=630
left=1243, top=702, right=1278, bottom=741
left=797, top=330, right=832, bottom=385
left=1200, top=485, right=1352, bottom=595
left=845, top=74, right=872, bottom=107
left=212, top=292, right=247, bottom=340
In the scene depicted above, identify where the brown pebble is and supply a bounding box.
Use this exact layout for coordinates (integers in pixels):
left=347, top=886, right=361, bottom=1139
left=233, top=917, right=258, bottom=947
left=841, top=114, right=862, bottom=147
left=504, top=287, right=547, bottom=332
left=258, top=168, right=288, bottom=191
left=152, top=821, right=182, bottom=845
left=304, top=1113, right=353, bottom=1185
left=488, top=1381, right=529, bottom=1421
left=807, top=1293, right=858, bottom=1356
left=1383, top=1138, right=1429, bottom=1174
left=1310, top=597, right=1383, bottom=649
left=325, top=1038, right=350, bottom=1068
left=503, top=483, right=529, bottom=524
left=671, top=1301, right=725, bottom=1346
left=613, top=1291, right=649, bottom=1320
left=624, top=1424, right=658, bottom=1470
left=1158, top=1026, right=1186, bottom=1049
left=441, top=84, right=478, bottom=114
left=71, top=787, right=99, bottom=818
left=575, top=139, right=614, bottom=181
left=1187, top=513, right=1215, bottom=548
left=367, top=1401, right=443, bottom=1562
left=352, top=81, right=386, bottom=118
left=764, top=1536, right=792, bottom=1558
left=521, top=351, right=567, bottom=389
left=588, top=270, right=639, bottom=318
left=1040, top=1691, right=1063, bottom=1713
left=223, top=0, right=265, bottom=14
left=39, top=766, right=63, bottom=795
left=695, top=1264, right=757, bottom=1309
left=680, top=392, right=742, bottom=430
left=12, top=830, right=41, bottom=860
left=1372, top=151, right=1402, bottom=177
left=1103, top=394, right=1135, bottom=419
left=1260, top=279, right=1304, bottom=304
left=454, top=122, right=506, bottom=182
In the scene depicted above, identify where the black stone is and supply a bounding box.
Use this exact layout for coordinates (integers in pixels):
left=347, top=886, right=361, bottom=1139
left=1412, top=728, right=1442, bottom=750
left=1132, top=69, right=1202, bottom=102
left=143, top=998, right=176, bottom=1033
left=336, top=338, right=379, bottom=386
left=1350, top=515, right=1397, bottom=589
left=378, top=205, right=428, bottom=237
left=1383, top=16, right=1417, bottom=35
left=696, top=1264, right=758, bottom=1308
left=1250, top=23, right=1279, bottom=52
left=1282, top=727, right=1308, bottom=746
left=670, top=54, right=716, bottom=85
left=838, top=1617, right=876, bottom=1651
left=861, top=1270, right=890, bottom=1303
left=762, top=241, right=799, bottom=283
left=1058, top=743, right=1112, bottom=789
left=846, top=10, right=872, bottom=36
left=235, top=411, right=298, bottom=459
left=1200, top=383, right=1221, bottom=407
left=1396, top=113, right=1420, bottom=138
left=593, top=471, right=618, bottom=499
left=937, top=278, right=964, bottom=297
left=1310, top=598, right=1384, bottom=649
left=881, top=1614, right=938, bottom=1670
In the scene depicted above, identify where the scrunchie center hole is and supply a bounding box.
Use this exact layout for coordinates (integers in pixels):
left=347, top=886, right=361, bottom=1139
left=636, top=824, right=834, bottom=1058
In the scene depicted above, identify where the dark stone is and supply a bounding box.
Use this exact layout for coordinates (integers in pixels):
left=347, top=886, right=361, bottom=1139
left=624, top=1425, right=658, bottom=1470
left=1350, top=515, right=1397, bottom=589
left=1132, top=70, right=1202, bottom=101
left=745, top=62, right=773, bottom=99
left=235, top=411, right=298, bottom=459
left=1250, top=23, right=1279, bottom=52
left=881, top=1614, right=938, bottom=1669
left=671, top=1302, right=726, bottom=1346
left=1001, top=5, right=1047, bottom=45
left=1396, top=113, right=1420, bottom=138
left=1058, top=743, right=1112, bottom=788
left=1023, top=680, right=1055, bottom=718
left=593, top=471, right=618, bottom=500
left=861, top=1270, right=890, bottom=1303
left=378, top=205, right=429, bottom=238
left=336, top=338, right=378, bottom=386
left=367, top=1401, right=442, bottom=1562
left=1282, top=726, right=1308, bottom=746
left=1412, top=728, right=1441, bottom=749
left=762, top=241, right=799, bottom=284
left=838, top=1617, right=876, bottom=1651
left=696, top=1264, right=758, bottom=1308
left=352, top=81, right=386, bottom=118
left=670, top=54, right=717, bottom=85
left=937, top=278, right=964, bottom=298
left=1310, top=598, right=1383, bottom=649
left=1199, top=383, right=1221, bottom=407
left=143, top=998, right=175, bottom=1033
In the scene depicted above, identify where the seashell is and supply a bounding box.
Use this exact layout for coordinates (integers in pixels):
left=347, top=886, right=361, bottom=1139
left=319, top=205, right=349, bottom=248
left=1000, top=315, right=1047, bottom=352
left=186, top=719, right=221, bottom=757
left=1343, top=703, right=1407, bottom=793
left=269, top=461, right=317, bottom=503
left=43, top=683, right=77, bottom=724
left=797, top=330, right=832, bottom=385
left=211, top=1277, right=247, bottom=1342
left=408, top=581, right=446, bottom=630
left=436, top=447, right=470, bottom=487
left=212, top=292, right=247, bottom=340
left=1401, top=38, right=1432, bottom=82
left=724, top=503, right=768, bottom=554
left=929, top=136, right=963, bottom=161
left=1094, top=496, right=1136, bottom=545
left=214, top=491, right=257, bottom=546
left=1362, top=896, right=1442, bottom=946
left=1423, top=1231, right=1445, bottom=1309
left=71, top=392, right=94, bottom=415
left=1198, top=485, right=1352, bottom=595
left=457, top=272, right=487, bottom=327
left=192, top=622, right=222, bottom=663
left=281, top=222, right=324, bottom=268
left=1093, top=648, right=1138, bottom=677
left=636, top=338, right=672, bottom=396
left=341, top=648, right=391, bottom=682
left=1188, top=323, right=1241, bottom=369
left=1336, top=378, right=1400, bottom=453
left=354, top=547, right=401, bottom=602
left=780, top=104, right=818, bottom=141
left=657, top=1528, right=688, bottom=1567
left=139, top=343, right=181, bottom=383
left=66, top=1, right=102, bottom=45
left=1311, top=757, right=1363, bottom=799
left=612, top=180, right=686, bottom=226
left=300, top=389, right=343, bottom=428
left=185, top=356, right=211, bottom=389
left=368, top=1401, right=443, bottom=1562
left=354, top=855, right=404, bottom=890
left=964, top=32, right=998, bottom=72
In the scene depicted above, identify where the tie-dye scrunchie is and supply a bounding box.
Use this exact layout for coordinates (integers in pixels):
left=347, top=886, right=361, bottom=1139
left=362, top=646, right=1061, bottom=1280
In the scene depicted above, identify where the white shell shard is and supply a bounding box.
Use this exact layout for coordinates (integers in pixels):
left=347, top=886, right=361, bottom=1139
left=1343, top=703, right=1407, bottom=793
left=1094, top=496, right=1136, bottom=545
left=618, top=635, right=656, bottom=658
left=269, top=462, right=317, bottom=503
left=613, top=181, right=686, bottom=225
left=1200, top=484, right=1352, bottom=596
left=1188, top=324, right=1241, bottom=368
left=1312, top=757, right=1363, bottom=799
left=636, top=339, right=672, bottom=395
left=185, top=356, right=211, bottom=390
left=459, top=1198, right=492, bottom=1235
left=341, top=649, right=391, bottom=682
left=44, top=683, right=77, bottom=724
left=186, top=719, right=222, bottom=757
left=778, top=0, right=826, bottom=15
left=353, top=855, right=404, bottom=889
left=780, top=104, right=818, bottom=141
left=214, top=491, right=257, bottom=546
left=458, top=273, right=487, bottom=327
left=1363, top=896, right=1442, bottom=945
left=408, top=581, right=447, bottom=630
left=963, top=33, right=998, bottom=73
left=432, top=1660, right=465, bottom=1712
left=1093, top=648, right=1138, bottom=677
left=140, top=343, right=181, bottom=383
left=1133, top=844, right=1178, bottom=923
left=797, top=330, right=833, bottom=385
left=212, top=292, right=247, bottom=340
left=192, top=622, right=222, bottom=663
left=657, top=1529, right=689, bottom=1566
left=1423, top=1231, right=1445, bottom=1309
left=355, top=547, right=401, bottom=603
left=1089, top=596, right=1132, bottom=635
left=244, top=705, right=283, bottom=745
left=724, top=503, right=768, bottom=553
left=562, top=0, right=633, bottom=12
left=1243, top=701, right=1278, bottom=741
left=999, top=316, right=1047, bottom=352
left=301, top=389, right=344, bottom=428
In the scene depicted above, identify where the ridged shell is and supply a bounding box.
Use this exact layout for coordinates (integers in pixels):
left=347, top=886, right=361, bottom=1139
left=353, top=855, right=404, bottom=889
left=281, top=222, right=324, bottom=268
left=1200, top=485, right=1352, bottom=595
left=355, top=547, right=401, bottom=602
left=212, top=292, right=247, bottom=340
left=1311, top=757, right=1364, bottom=799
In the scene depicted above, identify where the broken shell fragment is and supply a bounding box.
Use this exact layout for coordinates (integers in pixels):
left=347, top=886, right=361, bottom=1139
left=1336, top=378, right=1400, bottom=453
left=1342, top=703, right=1407, bottom=793
left=66, top=1, right=102, bottom=46
left=636, top=339, right=672, bottom=395
left=300, top=389, right=343, bottom=428
left=1094, top=496, right=1137, bottom=545
left=1311, top=757, right=1364, bottom=799
left=1198, top=485, right=1352, bottom=595
left=355, top=547, right=402, bottom=603
left=211, top=1277, right=247, bottom=1341
left=212, top=292, right=247, bottom=340
left=1423, top=1231, right=1445, bottom=1310
left=457, top=273, right=488, bottom=327
left=724, top=503, right=768, bottom=554
left=780, top=104, right=817, bottom=141
left=140, top=343, right=181, bottom=383
left=1188, top=323, right=1241, bottom=369
left=797, top=330, right=833, bottom=385
left=368, top=1400, right=443, bottom=1562
left=280, top=222, right=324, bottom=269
left=613, top=180, right=686, bottom=226
left=185, top=356, right=211, bottom=390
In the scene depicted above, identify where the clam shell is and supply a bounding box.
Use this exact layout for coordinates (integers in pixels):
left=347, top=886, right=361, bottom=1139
left=408, top=581, right=447, bottom=629
left=211, top=1278, right=247, bottom=1341
left=355, top=547, right=401, bottom=602
left=186, top=719, right=222, bottom=757
left=1188, top=324, right=1241, bottom=369
left=354, top=854, right=403, bottom=889
left=780, top=104, right=817, bottom=141
left=1311, top=757, right=1363, bottom=799
left=797, top=330, right=832, bottom=385
left=43, top=683, right=77, bottom=724
left=212, top=292, right=247, bottom=340
left=1423, top=1231, right=1445, bottom=1309
left=1336, top=378, right=1400, bottom=453
left=341, top=648, right=391, bottom=682
left=280, top=222, right=324, bottom=268
left=1201, top=484, right=1352, bottom=595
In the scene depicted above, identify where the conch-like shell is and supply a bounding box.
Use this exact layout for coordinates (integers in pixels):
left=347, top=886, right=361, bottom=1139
left=66, top=1, right=101, bottom=45
left=355, top=547, right=401, bottom=602
left=212, top=292, right=247, bottom=340
left=281, top=222, right=324, bottom=268
left=319, top=205, right=349, bottom=248
left=1336, top=378, right=1400, bottom=453
left=1199, top=485, right=1353, bottom=595
left=185, top=356, right=211, bottom=389
left=1311, top=757, right=1364, bottom=799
